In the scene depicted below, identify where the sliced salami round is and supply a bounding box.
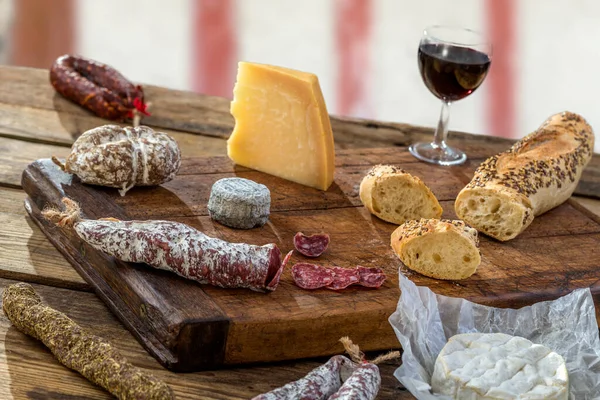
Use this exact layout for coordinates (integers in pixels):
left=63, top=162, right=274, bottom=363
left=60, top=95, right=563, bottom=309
left=327, top=267, right=361, bottom=291
left=291, top=263, right=386, bottom=291
left=357, top=266, right=387, bottom=288
left=293, top=232, right=330, bottom=257
left=291, top=263, right=334, bottom=290
left=267, top=250, right=294, bottom=291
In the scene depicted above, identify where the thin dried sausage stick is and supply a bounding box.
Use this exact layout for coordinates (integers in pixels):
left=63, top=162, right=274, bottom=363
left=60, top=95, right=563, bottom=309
left=44, top=198, right=290, bottom=292
left=50, top=54, right=149, bottom=120
left=2, top=282, right=174, bottom=400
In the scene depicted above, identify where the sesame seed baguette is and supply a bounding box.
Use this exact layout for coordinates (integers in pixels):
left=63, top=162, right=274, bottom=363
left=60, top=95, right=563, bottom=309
left=390, top=219, right=481, bottom=280
left=359, top=165, right=443, bottom=225
left=455, top=111, right=595, bottom=241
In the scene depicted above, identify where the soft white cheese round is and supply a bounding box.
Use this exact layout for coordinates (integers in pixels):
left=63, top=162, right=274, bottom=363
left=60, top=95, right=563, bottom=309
left=431, top=333, right=569, bottom=400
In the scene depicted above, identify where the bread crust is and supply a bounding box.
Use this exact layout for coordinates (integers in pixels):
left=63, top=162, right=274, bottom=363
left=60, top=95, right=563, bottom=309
left=455, top=111, right=594, bottom=241
left=359, top=165, right=442, bottom=224
left=390, top=219, right=480, bottom=280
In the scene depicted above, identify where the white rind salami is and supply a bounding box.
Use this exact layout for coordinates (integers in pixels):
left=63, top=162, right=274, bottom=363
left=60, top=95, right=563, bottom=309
left=253, top=337, right=393, bottom=400
left=328, top=363, right=381, bottom=400
left=252, top=355, right=355, bottom=400
left=58, top=124, right=181, bottom=196
left=44, top=198, right=289, bottom=292
left=253, top=357, right=382, bottom=400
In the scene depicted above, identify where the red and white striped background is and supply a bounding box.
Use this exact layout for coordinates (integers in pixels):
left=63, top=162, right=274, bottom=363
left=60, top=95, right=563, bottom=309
left=6, top=0, right=600, bottom=152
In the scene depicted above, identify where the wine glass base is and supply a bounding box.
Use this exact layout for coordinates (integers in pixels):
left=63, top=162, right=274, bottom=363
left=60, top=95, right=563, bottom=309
left=408, top=142, right=467, bottom=166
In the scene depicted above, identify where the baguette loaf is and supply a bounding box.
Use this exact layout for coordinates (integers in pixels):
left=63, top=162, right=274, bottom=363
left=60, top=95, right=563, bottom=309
left=359, top=165, right=442, bottom=225
left=390, top=219, right=481, bottom=280
left=455, top=111, right=594, bottom=241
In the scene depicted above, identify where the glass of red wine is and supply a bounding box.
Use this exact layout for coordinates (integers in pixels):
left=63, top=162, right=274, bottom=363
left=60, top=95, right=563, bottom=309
left=409, top=26, right=492, bottom=166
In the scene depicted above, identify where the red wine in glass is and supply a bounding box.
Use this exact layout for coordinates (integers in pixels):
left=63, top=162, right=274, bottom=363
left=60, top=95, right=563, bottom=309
left=418, top=43, right=491, bottom=102
left=409, top=26, right=493, bottom=166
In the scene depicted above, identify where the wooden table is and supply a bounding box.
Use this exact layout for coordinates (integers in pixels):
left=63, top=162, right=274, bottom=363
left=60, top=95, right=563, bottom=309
left=0, top=66, right=598, bottom=400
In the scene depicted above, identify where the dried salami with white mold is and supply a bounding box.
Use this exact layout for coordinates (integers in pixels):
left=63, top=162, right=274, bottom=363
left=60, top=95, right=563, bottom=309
left=252, top=337, right=397, bottom=400
left=252, top=355, right=355, bottom=400
left=207, top=177, right=271, bottom=229
left=43, top=198, right=291, bottom=292
left=53, top=124, right=181, bottom=196
left=328, top=363, right=381, bottom=400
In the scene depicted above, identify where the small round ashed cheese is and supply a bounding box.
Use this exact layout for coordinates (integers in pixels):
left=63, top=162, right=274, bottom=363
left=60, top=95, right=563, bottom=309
left=431, top=333, right=569, bottom=399
left=207, top=178, right=271, bottom=229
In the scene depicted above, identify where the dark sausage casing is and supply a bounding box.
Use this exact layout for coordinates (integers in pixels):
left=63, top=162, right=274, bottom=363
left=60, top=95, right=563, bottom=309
left=50, top=54, right=147, bottom=120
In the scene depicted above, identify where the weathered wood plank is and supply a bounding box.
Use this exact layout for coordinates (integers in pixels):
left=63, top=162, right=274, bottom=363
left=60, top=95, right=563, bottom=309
left=0, top=65, right=598, bottom=197
left=0, top=137, right=70, bottom=188
left=0, top=187, right=88, bottom=290
left=22, top=149, right=600, bottom=372
left=573, top=196, right=600, bottom=217
left=0, top=278, right=410, bottom=399
left=0, top=101, right=228, bottom=158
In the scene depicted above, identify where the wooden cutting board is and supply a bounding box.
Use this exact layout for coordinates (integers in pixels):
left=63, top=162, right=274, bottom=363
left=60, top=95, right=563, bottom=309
left=21, top=146, right=600, bottom=372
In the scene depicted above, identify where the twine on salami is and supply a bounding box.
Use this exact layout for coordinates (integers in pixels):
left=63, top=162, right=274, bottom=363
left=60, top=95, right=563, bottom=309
left=49, top=124, right=181, bottom=196
left=51, top=99, right=152, bottom=173
left=42, top=197, right=82, bottom=227
left=252, top=337, right=399, bottom=399
left=50, top=156, right=67, bottom=172
left=131, top=101, right=152, bottom=128
left=339, top=336, right=400, bottom=365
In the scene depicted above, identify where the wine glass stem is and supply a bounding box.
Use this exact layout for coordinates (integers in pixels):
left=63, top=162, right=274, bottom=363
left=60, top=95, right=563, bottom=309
left=433, top=101, right=451, bottom=149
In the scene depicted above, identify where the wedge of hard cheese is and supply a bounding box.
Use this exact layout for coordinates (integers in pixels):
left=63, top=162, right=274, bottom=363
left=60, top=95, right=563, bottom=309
left=227, top=62, right=335, bottom=191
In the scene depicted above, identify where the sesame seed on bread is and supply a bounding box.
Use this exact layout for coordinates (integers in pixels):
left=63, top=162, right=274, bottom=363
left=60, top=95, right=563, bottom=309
left=390, top=218, right=481, bottom=280
left=455, top=111, right=594, bottom=241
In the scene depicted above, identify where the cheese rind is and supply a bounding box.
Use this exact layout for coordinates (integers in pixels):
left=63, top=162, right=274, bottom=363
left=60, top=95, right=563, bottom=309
left=431, top=333, right=569, bottom=400
left=207, top=177, right=271, bottom=229
left=227, top=62, right=335, bottom=191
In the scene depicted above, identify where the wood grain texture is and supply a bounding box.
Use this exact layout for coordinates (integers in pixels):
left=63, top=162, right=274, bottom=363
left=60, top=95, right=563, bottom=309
left=1, top=64, right=599, bottom=399
left=0, top=137, right=70, bottom=188
left=0, top=101, right=227, bottom=157
left=0, top=278, right=409, bottom=399
left=0, top=187, right=88, bottom=290
left=22, top=146, right=600, bottom=372
left=0, top=65, right=597, bottom=197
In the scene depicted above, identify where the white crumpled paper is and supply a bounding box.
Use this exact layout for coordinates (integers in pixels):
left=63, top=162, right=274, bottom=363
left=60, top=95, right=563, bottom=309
left=388, top=273, right=600, bottom=399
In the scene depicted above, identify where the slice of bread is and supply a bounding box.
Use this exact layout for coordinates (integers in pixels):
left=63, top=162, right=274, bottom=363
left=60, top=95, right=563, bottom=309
left=390, top=219, right=481, bottom=280
left=359, top=165, right=442, bottom=225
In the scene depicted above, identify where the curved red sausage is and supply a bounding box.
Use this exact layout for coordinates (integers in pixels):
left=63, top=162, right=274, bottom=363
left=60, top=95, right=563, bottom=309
left=50, top=54, right=149, bottom=120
